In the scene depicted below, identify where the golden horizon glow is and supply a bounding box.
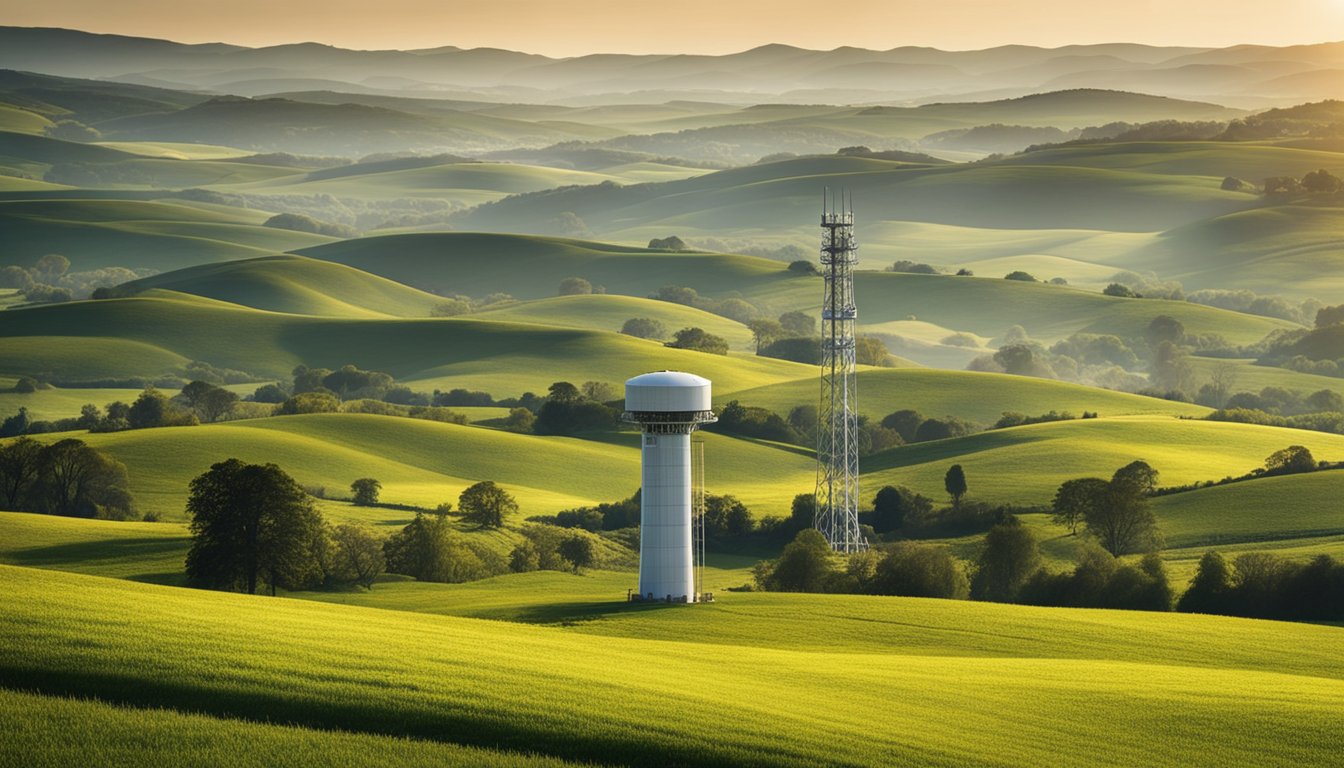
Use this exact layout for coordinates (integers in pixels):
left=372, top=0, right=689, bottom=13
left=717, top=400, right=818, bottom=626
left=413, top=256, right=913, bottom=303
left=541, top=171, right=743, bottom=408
left=2, top=0, right=1341, bottom=57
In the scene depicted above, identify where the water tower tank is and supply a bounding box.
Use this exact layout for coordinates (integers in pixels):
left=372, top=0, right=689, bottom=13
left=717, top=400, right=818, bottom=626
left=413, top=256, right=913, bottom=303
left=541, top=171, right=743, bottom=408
left=623, top=371, right=716, bottom=602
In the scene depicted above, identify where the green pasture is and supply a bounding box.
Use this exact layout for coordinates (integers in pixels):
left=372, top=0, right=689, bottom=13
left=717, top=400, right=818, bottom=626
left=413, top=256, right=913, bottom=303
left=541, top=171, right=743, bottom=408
left=1, top=565, right=1340, bottom=767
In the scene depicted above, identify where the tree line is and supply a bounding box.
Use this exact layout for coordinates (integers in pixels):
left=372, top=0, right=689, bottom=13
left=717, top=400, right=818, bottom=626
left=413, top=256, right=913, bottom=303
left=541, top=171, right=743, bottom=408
left=0, top=436, right=135, bottom=520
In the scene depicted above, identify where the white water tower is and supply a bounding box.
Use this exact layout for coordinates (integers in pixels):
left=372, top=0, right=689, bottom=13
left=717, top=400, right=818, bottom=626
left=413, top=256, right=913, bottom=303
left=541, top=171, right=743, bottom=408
left=623, top=371, right=716, bottom=602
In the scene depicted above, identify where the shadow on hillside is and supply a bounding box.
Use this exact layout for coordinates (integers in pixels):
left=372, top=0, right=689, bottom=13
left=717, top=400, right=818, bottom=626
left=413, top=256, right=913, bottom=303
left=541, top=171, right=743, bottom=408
left=507, top=598, right=686, bottom=626
left=6, top=536, right=189, bottom=577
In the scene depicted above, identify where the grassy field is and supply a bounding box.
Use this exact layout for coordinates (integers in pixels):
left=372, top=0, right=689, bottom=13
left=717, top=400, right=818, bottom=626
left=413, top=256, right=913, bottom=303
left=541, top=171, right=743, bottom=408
left=0, top=291, right=813, bottom=393
left=1150, top=470, right=1344, bottom=548
left=0, top=197, right=336, bottom=271
left=298, top=232, right=1293, bottom=346
left=729, top=368, right=1208, bottom=424
left=1, top=564, right=1340, bottom=767
left=862, top=415, right=1344, bottom=505
left=20, top=414, right=813, bottom=520
left=119, top=255, right=449, bottom=318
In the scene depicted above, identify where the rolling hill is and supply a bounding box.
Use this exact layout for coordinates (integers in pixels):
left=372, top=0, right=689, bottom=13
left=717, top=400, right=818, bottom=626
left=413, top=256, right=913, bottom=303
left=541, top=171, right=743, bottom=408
left=0, top=291, right=813, bottom=393
left=1, top=564, right=1340, bottom=767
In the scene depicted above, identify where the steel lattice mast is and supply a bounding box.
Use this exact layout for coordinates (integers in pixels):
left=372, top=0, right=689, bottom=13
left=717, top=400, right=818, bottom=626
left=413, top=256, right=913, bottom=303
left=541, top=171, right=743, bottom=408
left=815, top=189, right=867, bottom=552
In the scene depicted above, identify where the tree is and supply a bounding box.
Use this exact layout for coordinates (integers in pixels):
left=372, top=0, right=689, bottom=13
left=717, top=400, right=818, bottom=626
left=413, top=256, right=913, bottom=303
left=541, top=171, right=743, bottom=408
left=1, top=407, right=32, bottom=438
left=504, top=407, right=535, bottom=433
left=557, top=535, right=596, bottom=573
left=971, top=518, right=1041, bottom=602
left=0, top=436, right=43, bottom=510
left=747, top=318, right=785, bottom=353
left=1103, top=283, right=1138, bottom=298
left=1149, top=341, right=1193, bottom=394
left=1177, top=551, right=1232, bottom=614
left=944, top=465, right=967, bottom=508
left=621, top=317, right=667, bottom=340
left=1085, top=462, right=1162, bottom=556
left=1051, top=477, right=1107, bottom=535
left=509, top=539, right=541, bottom=572
left=581, top=381, right=617, bottom=402
left=252, top=383, right=289, bottom=403
left=1004, top=271, right=1037, bottom=282
left=854, top=336, right=891, bottom=366
left=778, top=310, right=816, bottom=337
left=788, top=492, right=816, bottom=532
left=383, top=511, right=487, bottom=583
left=993, top=344, right=1045, bottom=377
left=458, top=480, right=517, bottom=528
left=1315, top=304, right=1344, bottom=328
left=1265, top=445, right=1316, bottom=474
left=350, top=478, right=381, bottom=506
left=870, top=485, right=931, bottom=533
left=0, top=266, right=33, bottom=290
left=276, top=392, right=340, bottom=415
left=868, top=542, right=969, bottom=599
left=666, top=327, right=729, bottom=355
left=1145, top=315, right=1185, bottom=347
left=558, top=276, right=593, bottom=295
left=33, top=254, right=71, bottom=283
left=787, top=260, right=819, bottom=275
left=431, top=299, right=471, bottom=317
left=880, top=409, right=924, bottom=442
left=128, top=388, right=169, bottom=429
left=648, top=236, right=688, bottom=250
left=1302, top=168, right=1342, bottom=194
left=327, top=523, right=386, bottom=589
left=548, top=381, right=581, bottom=403
left=185, top=459, right=325, bottom=595
left=758, top=529, right=835, bottom=592
left=704, top=494, right=753, bottom=539
left=33, top=438, right=134, bottom=519
left=759, top=337, right=821, bottom=364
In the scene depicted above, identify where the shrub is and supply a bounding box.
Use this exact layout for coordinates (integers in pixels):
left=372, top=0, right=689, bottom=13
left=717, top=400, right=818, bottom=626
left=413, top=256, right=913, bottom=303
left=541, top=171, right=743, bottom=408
left=276, top=392, right=341, bottom=415
left=1004, top=271, right=1037, bottom=282
left=665, top=327, right=729, bottom=355
left=621, top=317, right=667, bottom=340
left=867, top=542, right=969, bottom=599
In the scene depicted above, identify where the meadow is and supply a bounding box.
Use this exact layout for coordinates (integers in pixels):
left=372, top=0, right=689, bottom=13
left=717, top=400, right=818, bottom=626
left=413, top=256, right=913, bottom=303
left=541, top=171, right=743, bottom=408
left=2, top=565, right=1341, bottom=767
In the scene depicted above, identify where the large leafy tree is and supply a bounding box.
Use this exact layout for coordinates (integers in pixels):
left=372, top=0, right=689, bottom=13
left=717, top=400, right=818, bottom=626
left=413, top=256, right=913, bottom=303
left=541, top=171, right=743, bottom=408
left=185, top=459, right=325, bottom=595
left=0, top=436, right=43, bottom=510
left=35, top=438, right=134, bottom=519
left=1051, top=477, right=1108, bottom=535
left=1085, top=461, right=1162, bottom=556
left=458, top=480, right=517, bottom=529
left=944, top=465, right=968, bottom=508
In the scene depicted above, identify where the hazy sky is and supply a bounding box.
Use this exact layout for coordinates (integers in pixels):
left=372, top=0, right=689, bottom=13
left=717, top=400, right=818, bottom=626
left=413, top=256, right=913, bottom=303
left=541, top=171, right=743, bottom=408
left=4, top=0, right=1342, bottom=55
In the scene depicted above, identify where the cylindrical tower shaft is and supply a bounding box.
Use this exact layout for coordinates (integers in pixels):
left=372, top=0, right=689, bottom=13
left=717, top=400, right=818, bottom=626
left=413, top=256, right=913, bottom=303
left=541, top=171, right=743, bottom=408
left=638, top=431, right=693, bottom=600
left=623, top=370, right=717, bottom=603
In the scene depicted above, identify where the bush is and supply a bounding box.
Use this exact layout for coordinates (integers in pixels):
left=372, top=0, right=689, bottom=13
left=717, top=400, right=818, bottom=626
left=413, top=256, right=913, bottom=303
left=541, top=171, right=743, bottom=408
left=759, top=336, right=821, bottom=364
left=867, top=542, right=969, bottom=599
left=647, top=236, right=688, bottom=251
left=621, top=317, right=667, bottom=340
left=787, top=260, right=819, bottom=275
left=888, top=260, right=940, bottom=274
left=276, top=392, right=341, bottom=415
left=1004, top=271, right=1037, bottom=282
left=558, top=277, right=592, bottom=296
left=1103, top=283, right=1139, bottom=298
left=665, top=327, right=729, bottom=355
left=754, top=530, right=837, bottom=593
left=262, top=213, right=358, bottom=238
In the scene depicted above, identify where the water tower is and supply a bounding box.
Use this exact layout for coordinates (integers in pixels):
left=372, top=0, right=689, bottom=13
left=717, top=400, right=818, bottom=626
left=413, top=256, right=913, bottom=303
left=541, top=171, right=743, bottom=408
left=623, top=371, right=717, bottom=602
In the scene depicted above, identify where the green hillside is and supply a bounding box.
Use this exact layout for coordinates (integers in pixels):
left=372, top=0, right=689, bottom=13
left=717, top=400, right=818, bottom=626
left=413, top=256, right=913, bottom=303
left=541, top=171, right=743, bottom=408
left=25, top=414, right=812, bottom=519
left=2, top=565, right=1340, bottom=767
left=0, top=198, right=336, bottom=271
left=1130, top=202, right=1344, bottom=299
left=297, top=232, right=793, bottom=301
left=241, top=161, right=630, bottom=204
left=473, top=294, right=756, bottom=350
left=729, top=368, right=1208, bottom=423
left=0, top=292, right=811, bottom=393
left=862, top=416, right=1344, bottom=505
left=119, top=255, right=448, bottom=317
left=1151, top=471, right=1344, bottom=548
left=299, top=233, right=1295, bottom=345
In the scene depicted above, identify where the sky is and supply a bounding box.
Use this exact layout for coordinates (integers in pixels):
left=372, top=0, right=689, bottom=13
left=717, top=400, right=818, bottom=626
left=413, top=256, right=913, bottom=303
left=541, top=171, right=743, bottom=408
left=2, top=0, right=1342, bottom=56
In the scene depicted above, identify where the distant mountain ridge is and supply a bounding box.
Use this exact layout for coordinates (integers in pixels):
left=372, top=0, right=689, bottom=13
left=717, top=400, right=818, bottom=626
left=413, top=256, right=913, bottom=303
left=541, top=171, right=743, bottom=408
left=1, top=26, right=1341, bottom=107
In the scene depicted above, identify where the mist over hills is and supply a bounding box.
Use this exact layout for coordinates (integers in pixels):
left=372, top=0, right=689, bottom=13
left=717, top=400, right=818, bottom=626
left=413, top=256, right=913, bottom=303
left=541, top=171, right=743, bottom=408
left=1, top=27, right=1341, bottom=108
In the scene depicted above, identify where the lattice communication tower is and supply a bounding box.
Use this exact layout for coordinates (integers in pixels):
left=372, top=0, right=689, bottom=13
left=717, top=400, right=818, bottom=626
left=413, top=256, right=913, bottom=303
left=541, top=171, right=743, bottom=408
left=815, top=190, right=867, bottom=552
